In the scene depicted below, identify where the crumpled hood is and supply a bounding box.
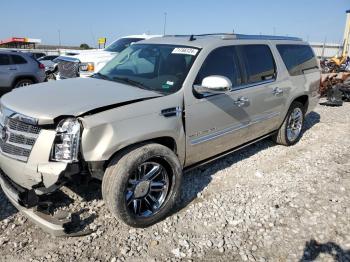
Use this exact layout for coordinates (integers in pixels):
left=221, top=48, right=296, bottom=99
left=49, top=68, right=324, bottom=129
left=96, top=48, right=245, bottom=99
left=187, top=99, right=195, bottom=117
left=1, top=78, right=160, bottom=125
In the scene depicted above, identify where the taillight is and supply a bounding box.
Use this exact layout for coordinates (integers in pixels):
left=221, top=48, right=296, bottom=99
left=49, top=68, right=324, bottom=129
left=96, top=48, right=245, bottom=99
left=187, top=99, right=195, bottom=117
left=39, top=63, right=45, bottom=69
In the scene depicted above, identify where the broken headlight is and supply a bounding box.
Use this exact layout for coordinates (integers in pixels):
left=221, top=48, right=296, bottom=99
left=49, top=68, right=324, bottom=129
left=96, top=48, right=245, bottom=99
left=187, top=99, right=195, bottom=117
left=51, top=118, right=81, bottom=162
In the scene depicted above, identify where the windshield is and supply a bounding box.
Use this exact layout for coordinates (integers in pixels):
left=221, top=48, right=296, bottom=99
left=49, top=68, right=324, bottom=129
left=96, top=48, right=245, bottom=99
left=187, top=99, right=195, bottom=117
left=104, top=38, right=144, bottom=53
left=97, top=44, right=200, bottom=94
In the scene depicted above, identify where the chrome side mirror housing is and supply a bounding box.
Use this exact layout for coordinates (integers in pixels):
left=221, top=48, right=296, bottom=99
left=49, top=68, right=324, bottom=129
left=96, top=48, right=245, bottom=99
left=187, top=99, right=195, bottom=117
left=193, top=75, right=233, bottom=95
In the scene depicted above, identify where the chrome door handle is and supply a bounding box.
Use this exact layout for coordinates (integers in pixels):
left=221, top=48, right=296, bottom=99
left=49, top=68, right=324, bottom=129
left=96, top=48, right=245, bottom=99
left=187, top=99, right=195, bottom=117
left=234, top=96, right=249, bottom=107
left=273, top=87, right=283, bottom=95
left=8, top=68, right=17, bottom=71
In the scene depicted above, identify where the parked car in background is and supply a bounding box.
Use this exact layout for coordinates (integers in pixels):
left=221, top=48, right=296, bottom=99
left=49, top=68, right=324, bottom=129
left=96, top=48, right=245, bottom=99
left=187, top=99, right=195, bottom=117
left=0, top=34, right=320, bottom=236
left=38, top=55, right=59, bottom=80
left=0, top=51, right=46, bottom=93
left=56, top=34, right=161, bottom=79
left=28, top=52, right=46, bottom=60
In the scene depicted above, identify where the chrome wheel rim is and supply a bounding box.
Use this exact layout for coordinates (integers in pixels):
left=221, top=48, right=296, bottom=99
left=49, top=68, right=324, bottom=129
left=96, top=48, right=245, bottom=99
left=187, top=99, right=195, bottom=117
left=287, top=108, right=303, bottom=142
left=126, top=161, right=169, bottom=217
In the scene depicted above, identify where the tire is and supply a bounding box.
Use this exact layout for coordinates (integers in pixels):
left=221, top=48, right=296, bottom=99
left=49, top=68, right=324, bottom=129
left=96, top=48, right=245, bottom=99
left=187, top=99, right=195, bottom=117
left=102, top=143, right=182, bottom=227
left=13, top=79, right=34, bottom=89
left=273, top=101, right=305, bottom=146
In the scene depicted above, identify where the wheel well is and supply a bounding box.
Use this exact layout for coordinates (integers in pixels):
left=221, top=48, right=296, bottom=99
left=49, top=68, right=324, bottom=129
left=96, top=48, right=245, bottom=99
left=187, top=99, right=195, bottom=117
left=12, top=75, right=37, bottom=87
left=104, top=137, right=177, bottom=169
left=293, top=95, right=309, bottom=111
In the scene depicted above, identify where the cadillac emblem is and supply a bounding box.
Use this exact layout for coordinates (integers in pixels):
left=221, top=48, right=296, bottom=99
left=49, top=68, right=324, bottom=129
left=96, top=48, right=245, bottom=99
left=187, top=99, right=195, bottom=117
left=1, top=126, right=8, bottom=142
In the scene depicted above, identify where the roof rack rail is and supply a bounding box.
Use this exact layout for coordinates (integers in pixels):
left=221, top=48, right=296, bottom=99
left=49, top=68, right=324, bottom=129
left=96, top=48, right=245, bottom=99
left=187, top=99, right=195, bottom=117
left=164, top=33, right=303, bottom=42
left=234, top=34, right=303, bottom=41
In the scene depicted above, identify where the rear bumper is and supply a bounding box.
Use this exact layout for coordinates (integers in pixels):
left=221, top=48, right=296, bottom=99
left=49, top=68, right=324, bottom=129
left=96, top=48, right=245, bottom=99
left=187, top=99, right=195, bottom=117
left=307, top=93, right=320, bottom=114
left=0, top=171, right=67, bottom=236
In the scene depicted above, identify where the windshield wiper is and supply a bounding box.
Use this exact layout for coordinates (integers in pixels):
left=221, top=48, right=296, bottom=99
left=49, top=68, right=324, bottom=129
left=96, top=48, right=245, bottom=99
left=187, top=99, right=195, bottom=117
left=93, top=72, right=111, bottom=81
left=112, top=77, right=147, bottom=90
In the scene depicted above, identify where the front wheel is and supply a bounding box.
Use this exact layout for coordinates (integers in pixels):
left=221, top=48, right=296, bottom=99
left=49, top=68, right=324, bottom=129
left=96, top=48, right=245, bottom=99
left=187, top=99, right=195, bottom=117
left=13, top=79, right=34, bottom=88
left=102, top=143, right=182, bottom=227
left=273, top=101, right=305, bottom=146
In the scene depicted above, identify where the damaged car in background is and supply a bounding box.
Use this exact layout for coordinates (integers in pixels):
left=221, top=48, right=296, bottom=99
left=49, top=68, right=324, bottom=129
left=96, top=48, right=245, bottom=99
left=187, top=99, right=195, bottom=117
left=0, top=34, right=320, bottom=236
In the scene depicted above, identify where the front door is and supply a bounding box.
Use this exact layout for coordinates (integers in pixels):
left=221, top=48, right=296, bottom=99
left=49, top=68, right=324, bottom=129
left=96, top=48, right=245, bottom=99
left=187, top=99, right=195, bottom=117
left=185, top=46, right=252, bottom=165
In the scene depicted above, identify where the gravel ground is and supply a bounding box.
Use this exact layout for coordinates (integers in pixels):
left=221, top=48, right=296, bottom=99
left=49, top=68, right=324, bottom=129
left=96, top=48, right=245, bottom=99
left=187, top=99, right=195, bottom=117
left=1, top=99, right=350, bottom=262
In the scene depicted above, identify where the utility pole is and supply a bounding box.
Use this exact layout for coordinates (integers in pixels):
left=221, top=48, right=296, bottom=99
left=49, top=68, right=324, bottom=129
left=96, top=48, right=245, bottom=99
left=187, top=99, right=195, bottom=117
left=163, top=12, right=167, bottom=35
left=321, top=36, right=327, bottom=60
left=273, top=27, right=276, bottom=36
left=58, top=30, right=61, bottom=50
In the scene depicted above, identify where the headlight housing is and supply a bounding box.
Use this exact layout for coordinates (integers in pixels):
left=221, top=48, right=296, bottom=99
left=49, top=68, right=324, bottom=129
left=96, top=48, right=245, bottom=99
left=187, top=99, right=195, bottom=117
left=51, top=118, right=81, bottom=162
left=79, top=62, right=95, bottom=72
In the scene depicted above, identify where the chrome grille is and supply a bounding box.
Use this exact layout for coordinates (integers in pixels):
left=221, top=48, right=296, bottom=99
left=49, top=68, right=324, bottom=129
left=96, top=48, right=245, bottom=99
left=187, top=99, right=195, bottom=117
left=8, top=118, right=40, bottom=134
left=0, top=111, right=40, bottom=162
left=57, top=60, right=80, bottom=79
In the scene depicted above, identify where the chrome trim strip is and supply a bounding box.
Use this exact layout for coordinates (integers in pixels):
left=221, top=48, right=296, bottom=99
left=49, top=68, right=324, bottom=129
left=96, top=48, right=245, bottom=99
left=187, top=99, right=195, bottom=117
left=5, top=140, right=33, bottom=150
left=191, top=112, right=280, bottom=145
left=185, top=132, right=276, bottom=172
left=6, top=128, right=40, bottom=139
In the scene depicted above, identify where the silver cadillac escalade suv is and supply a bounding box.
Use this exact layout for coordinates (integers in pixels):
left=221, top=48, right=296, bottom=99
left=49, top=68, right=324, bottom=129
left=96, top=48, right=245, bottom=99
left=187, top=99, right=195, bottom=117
left=0, top=34, right=320, bottom=236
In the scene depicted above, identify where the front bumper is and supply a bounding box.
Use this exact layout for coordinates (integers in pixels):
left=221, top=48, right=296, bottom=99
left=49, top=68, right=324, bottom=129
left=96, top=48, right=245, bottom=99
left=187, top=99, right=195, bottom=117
left=0, top=171, right=68, bottom=236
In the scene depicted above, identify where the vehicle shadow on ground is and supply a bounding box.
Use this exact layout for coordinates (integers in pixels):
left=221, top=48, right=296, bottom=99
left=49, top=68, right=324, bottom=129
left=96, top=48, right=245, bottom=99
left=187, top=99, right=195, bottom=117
left=174, top=111, right=321, bottom=214
left=0, top=188, right=18, bottom=222
left=299, top=239, right=350, bottom=261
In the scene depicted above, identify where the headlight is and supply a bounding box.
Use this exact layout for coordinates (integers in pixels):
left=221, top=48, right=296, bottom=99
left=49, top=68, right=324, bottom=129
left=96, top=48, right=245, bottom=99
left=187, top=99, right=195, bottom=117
left=51, top=118, right=81, bottom=162
left=79, top=62, right=95, bottom=72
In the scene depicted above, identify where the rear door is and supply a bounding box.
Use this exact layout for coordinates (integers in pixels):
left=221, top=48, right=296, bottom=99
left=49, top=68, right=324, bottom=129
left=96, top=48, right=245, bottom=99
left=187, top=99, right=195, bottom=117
left=234, top=44, right=286, bottom=140
left=0, top=54, right=14, bottom=88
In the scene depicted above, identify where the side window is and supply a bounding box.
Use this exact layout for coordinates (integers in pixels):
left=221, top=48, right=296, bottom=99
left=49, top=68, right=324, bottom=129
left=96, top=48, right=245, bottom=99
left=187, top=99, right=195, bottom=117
left=237, top=45, right=276, bottom=84
left=11, top=55, right=27, bottom=65
left=194, top=46, right=241, bottom=87
left=0, top=54, right=11, bottom=65
left=276, top=44, right=318, bottom=76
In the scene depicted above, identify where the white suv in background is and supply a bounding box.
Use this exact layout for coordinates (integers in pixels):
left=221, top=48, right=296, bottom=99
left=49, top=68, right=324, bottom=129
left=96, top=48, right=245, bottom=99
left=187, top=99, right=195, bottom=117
left=56, top=34, right=161, bottom=79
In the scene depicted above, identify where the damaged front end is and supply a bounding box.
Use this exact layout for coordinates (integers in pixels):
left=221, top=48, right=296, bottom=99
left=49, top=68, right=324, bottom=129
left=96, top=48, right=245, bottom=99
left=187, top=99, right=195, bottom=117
left=0, top=107, right=86, bottom=236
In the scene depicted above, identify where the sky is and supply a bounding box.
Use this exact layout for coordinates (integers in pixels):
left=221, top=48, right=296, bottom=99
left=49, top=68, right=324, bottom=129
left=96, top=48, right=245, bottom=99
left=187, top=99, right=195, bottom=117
left=0, top=0, right=348, bottom=47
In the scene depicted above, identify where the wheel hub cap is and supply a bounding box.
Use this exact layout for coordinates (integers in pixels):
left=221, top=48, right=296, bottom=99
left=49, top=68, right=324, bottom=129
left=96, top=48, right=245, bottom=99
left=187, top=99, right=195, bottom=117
left=134, top=181, right=150, bottom=198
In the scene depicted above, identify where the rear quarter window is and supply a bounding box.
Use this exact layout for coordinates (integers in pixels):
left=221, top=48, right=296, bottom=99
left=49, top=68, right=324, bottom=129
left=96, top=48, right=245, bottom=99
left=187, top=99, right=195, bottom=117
left=11, top=55, right=28, bottom=64
left=276, top=44, right=318, bottom=76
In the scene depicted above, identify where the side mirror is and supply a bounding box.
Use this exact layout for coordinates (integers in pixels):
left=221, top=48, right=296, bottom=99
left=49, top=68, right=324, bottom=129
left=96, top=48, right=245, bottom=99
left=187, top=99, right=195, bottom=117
left=194, top=75, right=233, bottom=95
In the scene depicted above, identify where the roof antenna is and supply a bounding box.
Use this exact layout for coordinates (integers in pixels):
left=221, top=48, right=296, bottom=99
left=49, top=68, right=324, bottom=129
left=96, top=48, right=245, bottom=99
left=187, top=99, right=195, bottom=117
left=189, top=34, right=196, bottom=41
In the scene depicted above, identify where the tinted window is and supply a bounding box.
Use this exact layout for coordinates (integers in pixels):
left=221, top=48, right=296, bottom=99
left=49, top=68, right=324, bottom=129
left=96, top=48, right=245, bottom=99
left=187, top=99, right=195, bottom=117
left=237, top=45, right=276, bottom=84
left=194, top=46, right=241, bottom=87
left=11, top=55, right=27, bottom=64
left=277, top=44, right=318, bottom=76
left=105, top=38, right=143, bottom=53
left=0, top=54, right=10, bottom=65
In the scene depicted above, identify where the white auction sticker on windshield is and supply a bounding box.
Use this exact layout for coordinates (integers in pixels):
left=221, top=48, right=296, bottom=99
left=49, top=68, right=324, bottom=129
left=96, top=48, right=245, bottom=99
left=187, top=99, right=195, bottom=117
left=172, top=48, right=198, bottom=56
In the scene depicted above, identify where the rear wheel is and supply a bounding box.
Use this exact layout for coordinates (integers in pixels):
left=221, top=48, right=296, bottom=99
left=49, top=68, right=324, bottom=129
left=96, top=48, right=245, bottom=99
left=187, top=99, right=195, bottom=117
left=273, top=101, right=305, bottom=146
left=102, top=143, right=182, bottom=227
left=13, top=79, right=34, bottom=88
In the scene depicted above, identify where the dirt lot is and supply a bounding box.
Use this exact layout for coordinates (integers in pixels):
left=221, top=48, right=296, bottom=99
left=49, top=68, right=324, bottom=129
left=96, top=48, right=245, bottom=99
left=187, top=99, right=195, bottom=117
left=1, top=99, right=350, bottom=262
